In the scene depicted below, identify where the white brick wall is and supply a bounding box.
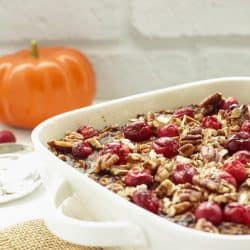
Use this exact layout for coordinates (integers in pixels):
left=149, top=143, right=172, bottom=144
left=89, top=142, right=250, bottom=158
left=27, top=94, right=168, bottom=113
left=0, top=0, right=250, bottom=99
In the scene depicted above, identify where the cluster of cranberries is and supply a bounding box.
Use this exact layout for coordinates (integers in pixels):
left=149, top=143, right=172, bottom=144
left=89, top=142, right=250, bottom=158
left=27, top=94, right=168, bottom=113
left=195, top=202, right=250, bottom=227
left=71, top=125, right=98, bottom=158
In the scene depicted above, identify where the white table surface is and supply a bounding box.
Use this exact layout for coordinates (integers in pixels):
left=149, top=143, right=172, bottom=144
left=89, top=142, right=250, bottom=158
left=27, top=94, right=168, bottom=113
left=0, top=123, right=48, bottom=229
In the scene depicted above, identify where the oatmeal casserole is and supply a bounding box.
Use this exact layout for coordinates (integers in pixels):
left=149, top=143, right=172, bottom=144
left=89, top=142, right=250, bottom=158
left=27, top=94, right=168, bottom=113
left=48, top=93, right=250, bottom=235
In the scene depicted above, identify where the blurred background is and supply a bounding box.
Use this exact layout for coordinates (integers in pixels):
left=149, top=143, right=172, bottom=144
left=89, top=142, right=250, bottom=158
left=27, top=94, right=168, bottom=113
left=1, top=0, right=249, bottom=100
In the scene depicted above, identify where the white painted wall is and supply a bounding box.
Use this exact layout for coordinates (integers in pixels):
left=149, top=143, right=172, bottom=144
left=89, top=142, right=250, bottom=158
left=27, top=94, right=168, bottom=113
left=0, top=0, right=250, bottom=99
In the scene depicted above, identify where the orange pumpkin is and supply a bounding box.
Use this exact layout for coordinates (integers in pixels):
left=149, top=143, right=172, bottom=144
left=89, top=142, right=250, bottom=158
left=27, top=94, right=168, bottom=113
left=0, top=40, right=95, bottom=129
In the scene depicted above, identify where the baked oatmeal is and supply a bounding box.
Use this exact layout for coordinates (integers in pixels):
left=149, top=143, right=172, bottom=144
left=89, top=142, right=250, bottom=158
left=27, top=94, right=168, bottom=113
left=48, top=93, right=250, bottom=235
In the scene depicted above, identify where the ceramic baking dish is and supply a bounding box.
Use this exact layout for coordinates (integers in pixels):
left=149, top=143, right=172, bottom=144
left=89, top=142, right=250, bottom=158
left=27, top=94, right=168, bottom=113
left=32, top=77, right=250, bottom=250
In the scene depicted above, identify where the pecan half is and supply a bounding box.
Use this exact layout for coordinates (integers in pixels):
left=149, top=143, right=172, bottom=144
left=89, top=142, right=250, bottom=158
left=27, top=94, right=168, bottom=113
left=180, top=127, right=202, bottom=146
left=200, top=92, right=223, bottom=116
left=178, top=143, right=195, bottom=157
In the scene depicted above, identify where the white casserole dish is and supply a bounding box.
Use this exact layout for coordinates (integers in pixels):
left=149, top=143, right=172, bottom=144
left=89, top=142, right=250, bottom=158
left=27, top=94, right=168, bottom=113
left=32, top=77, right=250, bottom=250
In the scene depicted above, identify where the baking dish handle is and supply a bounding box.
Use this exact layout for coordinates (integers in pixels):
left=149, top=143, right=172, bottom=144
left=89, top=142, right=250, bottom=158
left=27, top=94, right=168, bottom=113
left=45, top=178, right=147, bottom=247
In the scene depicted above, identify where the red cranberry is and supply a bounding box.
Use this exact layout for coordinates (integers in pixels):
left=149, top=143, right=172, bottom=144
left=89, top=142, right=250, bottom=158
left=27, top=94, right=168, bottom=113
left=233, top=150, right=250, bottom=164
left=152, top=137, right=179, bottom=158
left=217, top=171, right=237, bottom=187
left=132, top=189, right=160, bottom=214
left=77, top=125, right=98, bottom=139
left=245, top=206, right=250, bottom=226
left=72, top=143, right=93, bottom=158
left=224, top=132, right=250, bottom=154
left=201, top=116, right=222, bottom=130
left=0, top=130, right=16, bottom=143
left=123, top=121, right=152, bottom=142
left=171, top=163, right=197, bottom=184
left=241, top=120, right=250, bottom=134
left=195, top=202, right=223, bottom=225
left=223, top=160, right=247, bottom=184
left=157, top=124, right=179, bottom=138
left=224, top=203, right=249, bottom=225
left=125, top=168, right=153, bottom=187
left=101, top=142, right=130, bottom=164
left=220, top=97, right=239, bottom=110
left=174, top=107, right=194, bottom=118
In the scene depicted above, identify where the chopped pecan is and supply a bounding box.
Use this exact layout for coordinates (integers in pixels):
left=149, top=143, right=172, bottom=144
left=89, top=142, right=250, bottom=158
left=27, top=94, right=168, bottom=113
left=193, top=174, right=235, bottom=194
left=142, top=159, right=159, bottom=171
left=106, top=182, right=124, bottom=193
left=172, top=185, right=204, bottom=204
left=230, top=106, right=243, bottom=119
left=146, top=112, right=155, bottom=122
left=127, top=153, right=143, bottom=162
left=155, top=179, right=176, bottom=198
left=239, top=191, right=250, bottom=205
left=73, top=159, right=86, bottom=169
left=195, top=218, right=219, bottom=233
left=163, top=201, right=193, bottom=217
left=240, top=177, right=250, bottom=190
left=117, top=184, right=146, bottom=199
left=93, top=153, right=119, bottom=173
left=209, top=193, right=238, bottom=204
left=137, top=143, right=151, bottom=153
left=178, top=143, right=195, bottom=157
left=64, top=131, right=83, bottom=143
left=48, top=140, right=73, bottom=150
left=58, top=154, right=67, bottom=161
left=99, top=175, right=112, bottom=186
left=200, top=92, right=223, bottom=116
left=154, top=165, right=171, bottom=182
left=85, top=137, right=103, bottom=149
left=229, top=105, right=250, bottom=130
left=110, top=166, right=129, bottom=176
left=180, top=127, right=202, bottom=146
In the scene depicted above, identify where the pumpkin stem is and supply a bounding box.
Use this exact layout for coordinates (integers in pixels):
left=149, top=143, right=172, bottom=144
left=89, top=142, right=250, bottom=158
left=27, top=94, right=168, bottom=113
left=31, top=40, right=39, bottom=58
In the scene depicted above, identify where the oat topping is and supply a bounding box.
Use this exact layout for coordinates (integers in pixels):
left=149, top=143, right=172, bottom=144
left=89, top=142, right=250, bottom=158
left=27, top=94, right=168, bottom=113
left=48, top=93, right=250, bottom=235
